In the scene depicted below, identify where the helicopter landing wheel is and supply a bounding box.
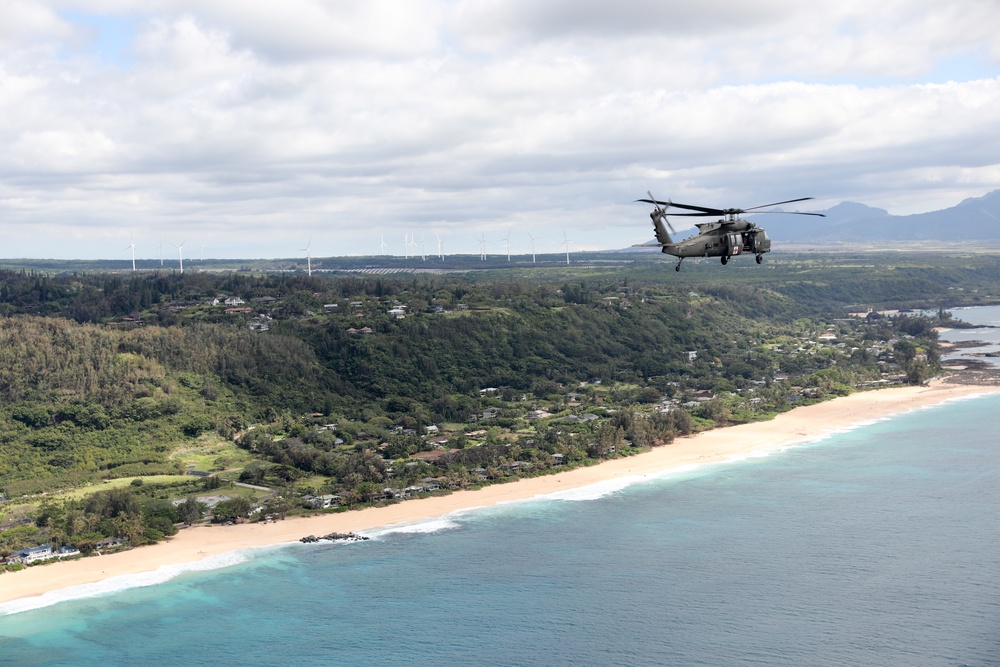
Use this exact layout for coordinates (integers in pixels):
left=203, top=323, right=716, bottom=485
left=720, top=256, right=729, bottom=265
left=755, top=254, right=763, bottom=264
left=675, top=264, right=681, bottom=272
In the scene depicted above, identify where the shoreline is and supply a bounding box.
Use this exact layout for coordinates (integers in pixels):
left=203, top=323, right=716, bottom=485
left=2, top=381, right=997, bottom=611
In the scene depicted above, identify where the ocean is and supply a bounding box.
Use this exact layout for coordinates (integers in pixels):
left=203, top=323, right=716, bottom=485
left=2, top=314, right=1000, bottom=666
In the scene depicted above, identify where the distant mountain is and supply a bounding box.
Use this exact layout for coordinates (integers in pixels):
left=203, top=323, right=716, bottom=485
left=750, top=189, right=1000, bottom=243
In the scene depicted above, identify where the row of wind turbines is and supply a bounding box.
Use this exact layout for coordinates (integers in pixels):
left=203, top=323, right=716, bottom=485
left=124, top=230, right=576, bottom=276
left=125, top=236, right=201, bottom=274
left=381, top=231, right=575, bottom=265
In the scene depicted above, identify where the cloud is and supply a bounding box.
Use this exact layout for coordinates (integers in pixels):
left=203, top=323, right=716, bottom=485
left=0, top=1, right=77, bottom=52
left=0, top=0, right=998, bottom=259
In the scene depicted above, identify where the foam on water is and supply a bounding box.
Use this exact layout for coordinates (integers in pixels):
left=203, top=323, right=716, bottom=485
left=363, top=515, right=464, bottom=539
left=0, top=548, right=268, bottom=616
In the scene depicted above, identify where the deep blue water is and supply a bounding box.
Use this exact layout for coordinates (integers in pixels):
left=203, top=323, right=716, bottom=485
left=3, top=394, right=1000, bottom=666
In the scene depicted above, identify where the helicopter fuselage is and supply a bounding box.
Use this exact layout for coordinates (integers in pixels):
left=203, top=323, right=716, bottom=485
left=661, top=219, right=771, bottom=261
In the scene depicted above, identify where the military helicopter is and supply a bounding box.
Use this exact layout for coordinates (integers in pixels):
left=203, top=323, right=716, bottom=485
left=633, top=193, right=825, bottom=271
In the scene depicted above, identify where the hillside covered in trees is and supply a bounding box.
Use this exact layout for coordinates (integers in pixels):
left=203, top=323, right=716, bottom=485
left=0, top=260, right=960, bottom=563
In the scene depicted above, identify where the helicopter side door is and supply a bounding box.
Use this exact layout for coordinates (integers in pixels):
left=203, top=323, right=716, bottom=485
left=726, top=233, right=742, bottom=256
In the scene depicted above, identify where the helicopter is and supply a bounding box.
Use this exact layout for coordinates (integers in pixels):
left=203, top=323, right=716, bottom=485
left=633, top=193, right=825, bottom=271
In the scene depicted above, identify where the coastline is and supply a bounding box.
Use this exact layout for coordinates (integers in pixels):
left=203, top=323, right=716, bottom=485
left=2, top=381, right=997, bottom=610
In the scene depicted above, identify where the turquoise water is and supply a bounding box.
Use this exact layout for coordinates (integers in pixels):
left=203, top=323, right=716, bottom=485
left=3, top=394, right=1000, bottom=666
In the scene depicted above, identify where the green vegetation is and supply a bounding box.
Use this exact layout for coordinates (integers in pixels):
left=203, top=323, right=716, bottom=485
left=1, top=251, right=981, bottom=566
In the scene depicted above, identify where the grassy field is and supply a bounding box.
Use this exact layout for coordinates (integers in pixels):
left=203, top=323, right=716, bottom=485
left=170, top=435, right=255, bottom=474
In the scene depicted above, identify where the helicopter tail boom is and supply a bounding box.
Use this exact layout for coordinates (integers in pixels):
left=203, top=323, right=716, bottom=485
left=650, top=208, right=673, bottom=246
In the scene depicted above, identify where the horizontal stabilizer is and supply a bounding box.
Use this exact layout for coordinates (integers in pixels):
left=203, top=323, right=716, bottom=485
left=631, top=242, right=672, bottom=248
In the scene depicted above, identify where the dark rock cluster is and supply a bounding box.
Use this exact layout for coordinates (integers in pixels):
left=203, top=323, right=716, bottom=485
left=300, top=532, right=369, bottom=543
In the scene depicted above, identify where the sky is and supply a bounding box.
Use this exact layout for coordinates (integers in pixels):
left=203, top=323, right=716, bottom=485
left=1, top=0, right=999, bottom=260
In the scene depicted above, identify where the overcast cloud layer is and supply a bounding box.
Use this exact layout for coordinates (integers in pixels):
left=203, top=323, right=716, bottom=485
left=1, top=0, right=999, bottom=259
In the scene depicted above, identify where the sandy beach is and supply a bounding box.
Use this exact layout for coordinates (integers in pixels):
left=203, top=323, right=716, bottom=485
left=2, top=380, right=997, bottom=609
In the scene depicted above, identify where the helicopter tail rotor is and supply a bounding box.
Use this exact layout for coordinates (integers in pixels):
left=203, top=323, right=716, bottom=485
left=641, top=190, right=675, bottom=245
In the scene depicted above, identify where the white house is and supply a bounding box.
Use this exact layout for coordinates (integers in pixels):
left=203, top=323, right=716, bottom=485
left=224, top=296, right=245, bottom=306
left=18, top=545, right=54, bottom=563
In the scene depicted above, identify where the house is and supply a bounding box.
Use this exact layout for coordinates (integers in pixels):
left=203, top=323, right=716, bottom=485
left=18, top=545, right=54, bottom=564
left=97, top=537, right=126, bottom=550
left=388, top=308, right=406, bottom=318
left=350, top=301, right=364, bottom=308
left=324, top=303, right=339, bottom=312
left=424, top=425, right=440, bottom=434
left=56, top=545, right=81, bottom=558
left=482, top=407, right=501, bottom=419
left=224, top=296, right=245, bottom=306
left=225, top=307, right=253, bottom=314
left=687, top=351, right=698, bottom=362
left=311, top=494, right=342, bottom=509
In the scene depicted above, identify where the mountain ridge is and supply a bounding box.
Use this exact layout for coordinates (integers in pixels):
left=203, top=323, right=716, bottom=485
left=755, top=189, right=1000, bottom=243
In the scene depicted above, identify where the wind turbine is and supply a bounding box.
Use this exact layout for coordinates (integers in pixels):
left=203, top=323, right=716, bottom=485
left=404, top=234, right=410, bottom=259
left=159, top=237, right=163, bottom=266
left=436, top=232, right=444, bottom=260
left=420, top=234, right=426, bottom=261
left=479, top=232, right=487, bottom=260
left=380, top=234, right=388, bottom=256
left=500, top=230, right=511, bottom=261
left=299, top=237, right=312, bottom=276
left=125, top=233, right=137, bottom=272
left=171, top=240, right=186, bottom=274
left=528, top=232, right=542, bottom=264
left=559, top=230, right=573, bottom=265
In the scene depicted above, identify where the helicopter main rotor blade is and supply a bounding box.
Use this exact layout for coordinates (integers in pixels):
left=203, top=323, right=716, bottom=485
left=741, top=197, right=815, bottom=212
left=637, top=199, right=721, bottom=215
left=747, top=210, right=827, bottom=217
left=638, top=194, right=824, bottom=219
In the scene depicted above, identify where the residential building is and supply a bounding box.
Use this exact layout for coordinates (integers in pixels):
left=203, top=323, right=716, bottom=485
left=18, top=545, right=54, bottom=563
